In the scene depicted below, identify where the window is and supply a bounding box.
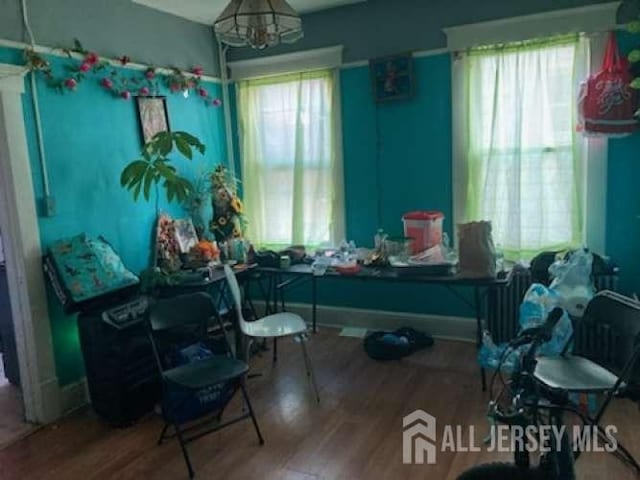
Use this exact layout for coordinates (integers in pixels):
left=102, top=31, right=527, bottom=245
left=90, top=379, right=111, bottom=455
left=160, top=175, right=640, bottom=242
left=455, top=36, right=588, bottom=260
left=237, top=70, right=344, bottom=248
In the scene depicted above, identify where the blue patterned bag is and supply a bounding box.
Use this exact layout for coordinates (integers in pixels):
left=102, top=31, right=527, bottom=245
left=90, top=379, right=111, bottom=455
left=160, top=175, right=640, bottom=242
left=46, top=234, right=139, bottom=305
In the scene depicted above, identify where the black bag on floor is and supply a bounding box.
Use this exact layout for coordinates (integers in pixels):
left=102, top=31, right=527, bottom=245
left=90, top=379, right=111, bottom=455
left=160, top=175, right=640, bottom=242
left=363, top=327, right=434, bottom=361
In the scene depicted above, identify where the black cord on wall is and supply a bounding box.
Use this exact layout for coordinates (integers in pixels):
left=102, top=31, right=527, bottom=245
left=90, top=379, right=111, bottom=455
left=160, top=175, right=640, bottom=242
left=374, top=102, right=383, bottom=229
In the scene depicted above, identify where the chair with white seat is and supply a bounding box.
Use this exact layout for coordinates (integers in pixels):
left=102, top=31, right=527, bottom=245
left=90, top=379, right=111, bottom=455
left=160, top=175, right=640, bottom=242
left=223, top=264, right=320, bottom=402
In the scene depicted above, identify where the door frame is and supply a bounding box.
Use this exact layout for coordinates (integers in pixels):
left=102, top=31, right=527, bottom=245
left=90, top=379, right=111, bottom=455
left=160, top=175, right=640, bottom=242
left=0, top=63, right=60, bottom=423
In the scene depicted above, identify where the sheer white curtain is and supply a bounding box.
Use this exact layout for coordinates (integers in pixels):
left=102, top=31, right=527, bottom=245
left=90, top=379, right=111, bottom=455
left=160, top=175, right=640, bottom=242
left=237, top=69, right=344, bottom=248
left=459, top=36, right=588, bottom=260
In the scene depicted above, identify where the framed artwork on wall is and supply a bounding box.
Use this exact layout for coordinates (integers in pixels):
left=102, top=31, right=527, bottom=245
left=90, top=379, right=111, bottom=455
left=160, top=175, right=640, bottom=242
left=369, top=53, right=415, bottom=103
left=136, top=96, right=170, bottom=143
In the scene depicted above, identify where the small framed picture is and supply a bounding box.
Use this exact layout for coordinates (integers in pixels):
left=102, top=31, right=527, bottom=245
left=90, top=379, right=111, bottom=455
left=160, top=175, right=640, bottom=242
left=174, top=218, right=199, bottom=254
left=136, top=96, right=170, bottom=143
left=369, top=53, right=415, bottom=103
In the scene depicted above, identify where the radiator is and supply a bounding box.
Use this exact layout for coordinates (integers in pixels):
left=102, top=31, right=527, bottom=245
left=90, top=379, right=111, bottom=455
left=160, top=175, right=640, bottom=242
left=487, top=269, right=532, bottom=344
left=487, top=272, right=620, bottom=356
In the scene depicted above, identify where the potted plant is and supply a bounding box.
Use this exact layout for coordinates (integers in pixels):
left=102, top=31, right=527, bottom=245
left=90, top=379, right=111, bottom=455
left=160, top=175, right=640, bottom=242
left=120, top=130, right=205, bottom=204
left=120, top=131, right=206, bottom=293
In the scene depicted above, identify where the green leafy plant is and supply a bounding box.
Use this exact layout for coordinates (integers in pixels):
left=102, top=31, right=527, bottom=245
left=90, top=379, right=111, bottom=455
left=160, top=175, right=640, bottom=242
left=139, top=267, right=181, bottom=295
left=120, top=131, right=205, bottom=203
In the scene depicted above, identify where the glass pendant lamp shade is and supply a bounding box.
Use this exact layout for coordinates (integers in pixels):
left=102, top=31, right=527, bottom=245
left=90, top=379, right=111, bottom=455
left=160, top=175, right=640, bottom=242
left=214, top=0, right=303, bottom=50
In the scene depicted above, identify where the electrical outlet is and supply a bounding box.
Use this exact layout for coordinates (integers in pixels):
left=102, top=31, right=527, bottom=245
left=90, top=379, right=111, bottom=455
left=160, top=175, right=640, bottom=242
left=43, top=196, right=56, bottom=217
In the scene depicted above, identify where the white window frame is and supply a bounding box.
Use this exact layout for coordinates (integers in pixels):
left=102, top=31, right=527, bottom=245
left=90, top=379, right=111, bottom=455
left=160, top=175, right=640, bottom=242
left=0, top=64, right=60, bottom=424
left=446, top=3, right=620, bottom=255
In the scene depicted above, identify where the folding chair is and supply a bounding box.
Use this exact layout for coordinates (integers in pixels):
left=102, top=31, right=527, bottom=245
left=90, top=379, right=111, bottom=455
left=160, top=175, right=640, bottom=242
left=534, top=290, right=640, bottom=471
left=148, top=292, right=264, bottom=478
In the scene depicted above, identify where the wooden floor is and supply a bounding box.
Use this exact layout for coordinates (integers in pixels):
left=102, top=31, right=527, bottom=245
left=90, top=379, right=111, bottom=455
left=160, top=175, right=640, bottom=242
left=1, top=328, right=638, bottom=479
left=0, top=354, right=33, bottom=450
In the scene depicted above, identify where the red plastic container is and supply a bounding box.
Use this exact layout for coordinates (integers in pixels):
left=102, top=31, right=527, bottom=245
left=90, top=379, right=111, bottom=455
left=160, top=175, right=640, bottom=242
left=402, top=211, right=444, bottom=254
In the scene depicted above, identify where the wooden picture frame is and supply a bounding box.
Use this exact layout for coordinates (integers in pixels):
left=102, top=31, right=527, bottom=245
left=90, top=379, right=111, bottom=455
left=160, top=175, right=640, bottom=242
left=369, top=53, right=415, bottom=103
left=136, top=96, right=170, bottom=143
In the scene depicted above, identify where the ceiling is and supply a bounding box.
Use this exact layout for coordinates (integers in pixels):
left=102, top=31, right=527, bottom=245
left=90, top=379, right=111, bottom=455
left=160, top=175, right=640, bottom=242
left=133, top=0, right=367, bottom=25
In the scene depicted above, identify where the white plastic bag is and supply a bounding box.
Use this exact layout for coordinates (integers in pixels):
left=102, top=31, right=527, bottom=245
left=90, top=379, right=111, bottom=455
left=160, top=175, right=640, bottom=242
left=520, top=283, right=573, bottom=357
left=549, top=249, right=595, bottom=317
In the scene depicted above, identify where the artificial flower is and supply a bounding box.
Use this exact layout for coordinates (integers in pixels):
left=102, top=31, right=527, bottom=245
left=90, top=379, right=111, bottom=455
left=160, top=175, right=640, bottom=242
left=230, top=196, right=244, bottom=214
left=211, top=98, right=222, bottom=107
left=85, top=52, right=99, bottom=65
left=198, top=88, right=208, bottom=98
left=144, top=69, right=156, bottom=80
left=169, top=83, right=180, bottom=93
left=78, top=62, right=91, bottom=73
left=192, top=66, right=204, bottom=76
left=100, top=78, right=113, bottom=89
left=139, top=86, right=150, bottom=96
left=121, top=90, right=131, bottom=100
left=65, top=78, right=77, bottom=90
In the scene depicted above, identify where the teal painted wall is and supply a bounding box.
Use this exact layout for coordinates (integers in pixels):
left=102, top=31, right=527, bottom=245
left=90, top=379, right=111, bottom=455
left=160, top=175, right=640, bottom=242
left=318, top=53, right=470, bottom=316
left=1, top=46, right=227, bottom=385
left=606, top=31, right=640, bottom=295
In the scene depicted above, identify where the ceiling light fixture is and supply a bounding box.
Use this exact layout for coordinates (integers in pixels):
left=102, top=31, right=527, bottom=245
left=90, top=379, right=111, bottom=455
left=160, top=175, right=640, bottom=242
left=214, top=0, right=303, bottom=50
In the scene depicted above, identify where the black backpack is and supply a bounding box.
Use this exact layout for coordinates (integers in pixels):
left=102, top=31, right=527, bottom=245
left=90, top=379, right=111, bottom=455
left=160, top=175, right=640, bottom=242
left=363, top=327, right=434, bottom=361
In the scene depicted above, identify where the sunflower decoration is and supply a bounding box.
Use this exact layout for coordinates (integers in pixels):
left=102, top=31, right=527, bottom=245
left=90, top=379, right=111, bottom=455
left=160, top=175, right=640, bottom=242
left=209, top=165, right=246, bottom=243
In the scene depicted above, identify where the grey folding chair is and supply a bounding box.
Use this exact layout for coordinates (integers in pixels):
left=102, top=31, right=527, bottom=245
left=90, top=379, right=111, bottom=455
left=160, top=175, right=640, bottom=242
left=534, top=290, right=640, bottom=471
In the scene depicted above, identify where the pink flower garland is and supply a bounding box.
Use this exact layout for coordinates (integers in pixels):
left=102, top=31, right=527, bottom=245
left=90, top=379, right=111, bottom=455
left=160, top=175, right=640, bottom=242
left=25, top=41, right=222, bottom=108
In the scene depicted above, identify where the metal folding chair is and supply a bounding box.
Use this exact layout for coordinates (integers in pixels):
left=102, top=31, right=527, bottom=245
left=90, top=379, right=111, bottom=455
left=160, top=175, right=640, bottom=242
left=534, top=290, right=640, bottom=472
left=148, top=292, right=264, bottom=478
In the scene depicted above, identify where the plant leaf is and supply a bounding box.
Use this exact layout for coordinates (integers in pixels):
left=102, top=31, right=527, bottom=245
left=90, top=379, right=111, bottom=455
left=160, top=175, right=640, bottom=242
left=175, top=137, right=192, bottom=160
left=143, top=167, right=155, bottom=200
left=166, top=182, right=175, bottom=203
left=629, top=50, right=640, bottom=64
left=154, top=160, right=174, bottom=179
left=120, top=159, right=148, bottom=186
left=175, top=131, right=204, bottom=154
left=631, top=77, right=640, bottom=89
left=133, top=179, right=143, bottom=201
left=156, top=132, right=173, bottom=156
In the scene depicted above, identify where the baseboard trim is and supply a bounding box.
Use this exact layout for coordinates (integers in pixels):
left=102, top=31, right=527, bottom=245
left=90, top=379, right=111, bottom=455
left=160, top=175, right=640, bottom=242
left=59, top=378, right=89, bottom=416
left=252, top=301, right=477, bottom=343
left=38, top=376, right=62, bottom=423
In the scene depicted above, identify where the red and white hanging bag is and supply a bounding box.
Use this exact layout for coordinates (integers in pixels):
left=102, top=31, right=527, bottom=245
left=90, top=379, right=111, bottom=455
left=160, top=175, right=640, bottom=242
left=578, top=32, right=638, bottom=136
